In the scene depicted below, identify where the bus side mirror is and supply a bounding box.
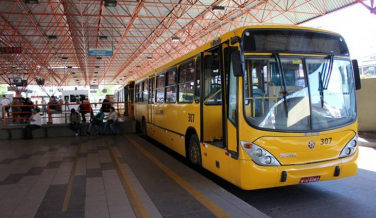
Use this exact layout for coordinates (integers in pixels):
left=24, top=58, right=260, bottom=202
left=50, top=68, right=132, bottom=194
left=352, top=59, right=361, bottom=90
left=231, top=49, right=243, bottom=77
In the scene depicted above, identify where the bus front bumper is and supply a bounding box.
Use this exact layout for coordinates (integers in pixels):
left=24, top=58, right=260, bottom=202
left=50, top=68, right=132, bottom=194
left=239, top=150, right=358, bottom=190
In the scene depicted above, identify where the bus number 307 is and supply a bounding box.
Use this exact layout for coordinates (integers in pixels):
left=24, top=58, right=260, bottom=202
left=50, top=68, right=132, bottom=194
left=321, top=137, right=332, bottom=145
left=188, top=113, right=195, bottom=122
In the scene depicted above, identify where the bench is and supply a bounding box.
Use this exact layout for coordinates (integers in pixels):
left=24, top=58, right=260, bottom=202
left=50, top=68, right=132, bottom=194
left=0, top=120, right=134, bottom=140
left=0, top=123, right=88, bottom=140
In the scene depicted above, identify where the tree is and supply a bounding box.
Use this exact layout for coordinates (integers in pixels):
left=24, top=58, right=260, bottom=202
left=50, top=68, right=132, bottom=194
left=0, top=84, right=8, bottom=96
left=89, top=85, right=119, bottom=102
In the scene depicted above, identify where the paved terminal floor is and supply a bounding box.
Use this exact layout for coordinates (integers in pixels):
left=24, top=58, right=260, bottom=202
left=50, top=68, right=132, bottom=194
left=0, top=134, right=266, bottom=218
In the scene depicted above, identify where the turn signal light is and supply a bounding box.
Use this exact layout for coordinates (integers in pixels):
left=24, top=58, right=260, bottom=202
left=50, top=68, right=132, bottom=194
left=243, top=143, right=253, bottom=149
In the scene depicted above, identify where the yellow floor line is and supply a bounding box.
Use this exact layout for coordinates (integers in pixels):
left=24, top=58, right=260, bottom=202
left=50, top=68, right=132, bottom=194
left=61, top=142, right=82, bottom=212
left=125, top=134, right=233, bottom=218
left=105, top=140, right=150, bottom=218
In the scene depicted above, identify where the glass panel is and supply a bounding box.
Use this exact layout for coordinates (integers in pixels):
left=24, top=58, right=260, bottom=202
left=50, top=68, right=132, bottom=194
left=135, top=84, right=139, bottom=102
left=166, top=86, right=176, bottom=103
left=195, top=56, right=201, bottom=103
left=166, top=68, right=176, bottom=86
left=166, top=68, right=177, bottom=103
left=228, top=52, right=237, bottom=124
left=307, top=59, right=356, bottom=130
left=179, top=61, right=195, bottom=103
left=156, top=74, right=165, bottom=103
left=179, top=83, right=194, bottom=103
left=149, top=78, right=154, bottom=104
left=244, top=57, right=310, bottom=131
left=143, top=80, right=148, bottom=103
left=204, top=55, right=222, bottom=105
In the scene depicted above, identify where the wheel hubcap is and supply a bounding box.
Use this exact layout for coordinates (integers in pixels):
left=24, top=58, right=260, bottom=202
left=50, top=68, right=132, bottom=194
left=190, top=143, right=198, bottom=164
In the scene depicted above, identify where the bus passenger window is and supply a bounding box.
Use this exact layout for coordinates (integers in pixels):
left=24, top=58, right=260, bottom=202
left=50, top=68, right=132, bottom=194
left=166, top=68, right=177, bottom=103
left=195, top=56, right=201, bottom=103
left=149, top=77, right=155, bottom=104
left=143, top=79, right=148, bottom=102
left=156, top=73, right=165, bottom=103
left=140, top=81, right=144, bottom=102
left=135, top=84, right=140, bottom=102
left=178, top=60, right=195, bottom=103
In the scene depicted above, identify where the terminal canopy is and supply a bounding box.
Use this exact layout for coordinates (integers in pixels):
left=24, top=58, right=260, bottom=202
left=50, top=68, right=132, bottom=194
left=0, top=0, right=364, bottom=88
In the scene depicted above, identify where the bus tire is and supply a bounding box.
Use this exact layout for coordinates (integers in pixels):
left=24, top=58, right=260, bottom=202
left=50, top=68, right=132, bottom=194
left=142, top=118, right=147, bottom=137
left=189, top=135, right=201, bottom=166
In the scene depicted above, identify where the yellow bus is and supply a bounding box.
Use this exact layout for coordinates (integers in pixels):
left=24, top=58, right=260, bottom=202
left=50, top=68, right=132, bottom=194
left=134, top=25, right=361, bottom=190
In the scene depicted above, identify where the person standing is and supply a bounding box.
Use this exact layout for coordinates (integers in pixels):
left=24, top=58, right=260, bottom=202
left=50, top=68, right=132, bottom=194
left=1, top=95, right=11, bottom=118
left=101, top=96, right=111, bottom=112
left=68, top=108, right=81, bottom=136
left=23, top=107, right=41, bottom=139
left=103, top=107, right=118, bottom=135
left=41, top=97, right=47, bottom=114
left=48, top=96, right=59, bottom=112
left=64, top=96, right=70, bottom=111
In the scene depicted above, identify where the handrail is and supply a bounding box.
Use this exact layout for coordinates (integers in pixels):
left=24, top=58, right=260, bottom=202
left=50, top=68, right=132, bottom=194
left=203, top=89, right=222, bottom=104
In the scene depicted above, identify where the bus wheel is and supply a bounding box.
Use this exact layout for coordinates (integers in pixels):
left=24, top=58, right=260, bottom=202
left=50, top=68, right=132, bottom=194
left=189, top=135, right=201, bottom=166
left=142, top=119, right=147, bottom=137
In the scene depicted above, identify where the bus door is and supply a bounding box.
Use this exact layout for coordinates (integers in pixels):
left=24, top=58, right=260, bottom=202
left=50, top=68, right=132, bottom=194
left=128, top=83, right=134, bottom=117
left=201, top=44, right=234, bottom=180
left=223, top=45, right=239, bottom=159
left=202, top=48, right=223, bottom=147
left=148, top=76, right=155, bottom=136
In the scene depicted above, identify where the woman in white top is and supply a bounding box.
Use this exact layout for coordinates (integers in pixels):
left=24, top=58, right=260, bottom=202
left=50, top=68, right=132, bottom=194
left=103, top=107, right=118, bottom=135
left=23, top=107, right=42, bottom=139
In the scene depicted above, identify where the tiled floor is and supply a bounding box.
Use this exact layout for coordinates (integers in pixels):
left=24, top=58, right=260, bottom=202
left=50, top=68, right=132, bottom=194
left=0, top=134, right=266, bottom=218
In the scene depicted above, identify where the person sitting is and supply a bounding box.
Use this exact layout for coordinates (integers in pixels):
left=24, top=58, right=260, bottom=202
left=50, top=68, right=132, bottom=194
left=78, top=100, right=91, bottom=123
left=68, top=108, right=81, bottom=136
left=21, top=98, right=34, bottom=124
left=103, top=107, right=118, bottom=135
left=84, top=108, right=105, bottom=136
left=11, top=99, right=20, bottom=124
left=23, top=107, right=41, bottom=139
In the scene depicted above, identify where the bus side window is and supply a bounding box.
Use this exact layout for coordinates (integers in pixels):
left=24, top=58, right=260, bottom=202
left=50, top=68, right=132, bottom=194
left=143, top=79, right=148, bottom=103
left=135, top=84, right=139, bottom=102
left=156, top=73, right=165, bottom=103
left=149, top=77, right=155, bottom=104
left=195, top=56, right=201, bottom=103
left=165, top=68, right=177, bottom=103
left=178, top=60, right=195, bottom=103
left=141, top=81, right=144, bottom=102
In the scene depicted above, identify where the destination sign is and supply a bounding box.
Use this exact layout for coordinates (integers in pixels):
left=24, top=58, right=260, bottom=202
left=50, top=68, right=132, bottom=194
left=88, top=49, right=113, bottom=56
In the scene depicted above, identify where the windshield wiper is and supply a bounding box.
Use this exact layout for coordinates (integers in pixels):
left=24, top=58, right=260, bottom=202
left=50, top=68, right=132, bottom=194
left=273, top=53, right=288, bottom=118
left=318, top=55, right=334, bottom=108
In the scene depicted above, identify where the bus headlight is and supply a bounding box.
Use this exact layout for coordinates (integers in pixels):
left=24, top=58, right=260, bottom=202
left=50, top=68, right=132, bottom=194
left=241, top=141, right=281, bottom=166
left=339, top=135, right=358, bottom=158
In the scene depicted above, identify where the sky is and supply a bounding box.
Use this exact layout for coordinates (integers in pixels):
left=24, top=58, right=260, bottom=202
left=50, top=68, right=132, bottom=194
left=301, top=1, right=376, bottom=65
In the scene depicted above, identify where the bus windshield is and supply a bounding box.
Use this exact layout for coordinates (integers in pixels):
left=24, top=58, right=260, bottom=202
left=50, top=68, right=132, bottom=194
left=243, top=57, right=357, bottom=131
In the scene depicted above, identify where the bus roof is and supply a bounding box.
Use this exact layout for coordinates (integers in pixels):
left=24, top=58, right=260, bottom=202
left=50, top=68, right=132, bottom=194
left=135, top=25, right=342, bottom=82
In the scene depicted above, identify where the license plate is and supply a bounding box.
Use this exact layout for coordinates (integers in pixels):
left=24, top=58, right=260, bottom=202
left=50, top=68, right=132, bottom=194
left=300, top=176, right=321, bottom=184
